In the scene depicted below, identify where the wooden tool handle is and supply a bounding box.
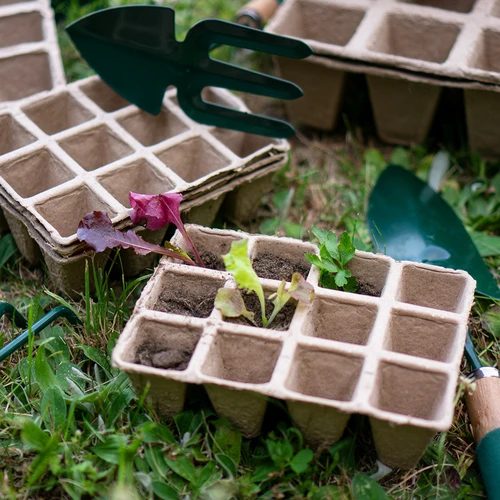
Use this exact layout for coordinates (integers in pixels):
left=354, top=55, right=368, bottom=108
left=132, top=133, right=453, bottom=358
left=235, top=0, right=280, bottom=29
left=465, top=368, right=500, bottom=444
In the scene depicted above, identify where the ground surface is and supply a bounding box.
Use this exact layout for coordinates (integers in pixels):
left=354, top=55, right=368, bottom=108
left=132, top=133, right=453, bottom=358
left=0, top=0, right=499, bottom=498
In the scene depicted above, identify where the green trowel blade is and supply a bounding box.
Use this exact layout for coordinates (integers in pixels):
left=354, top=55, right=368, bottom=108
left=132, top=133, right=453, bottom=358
left=367, top=166, right=500, bottom=299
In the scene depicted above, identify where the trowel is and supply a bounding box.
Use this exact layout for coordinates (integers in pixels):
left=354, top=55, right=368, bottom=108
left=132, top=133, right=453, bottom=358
left=368, top=165, right=500, bottom=498
left=66, top=5, right=311, bottom=138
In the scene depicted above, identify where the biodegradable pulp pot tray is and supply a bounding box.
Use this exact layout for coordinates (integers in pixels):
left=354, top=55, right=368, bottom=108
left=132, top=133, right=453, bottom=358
left=0, top=76, right=289, bottom=295
left=113, top=224, right=476, bottom=469
left=0, top=0, right=64, bottom=109
left=267, top=0, right=500, bottom=156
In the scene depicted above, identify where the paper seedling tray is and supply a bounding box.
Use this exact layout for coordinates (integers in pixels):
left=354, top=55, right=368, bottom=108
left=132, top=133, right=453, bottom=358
left=0, top=0, right=64, bottom=108
left=113, top=225, right=476, bottom=469
left=267, top=0, right=500, bottom=156
left=0, top=77, right=288, bottom=295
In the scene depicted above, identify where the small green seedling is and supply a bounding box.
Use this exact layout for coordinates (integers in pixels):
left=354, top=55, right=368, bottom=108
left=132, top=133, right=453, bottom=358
left=215, top=239, right=314, bottom=328
left=305, top=227, right=358, bottom=292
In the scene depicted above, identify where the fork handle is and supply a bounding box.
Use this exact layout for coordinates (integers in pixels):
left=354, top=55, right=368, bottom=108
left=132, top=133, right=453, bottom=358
left=236, top=0, right=282, bottom=29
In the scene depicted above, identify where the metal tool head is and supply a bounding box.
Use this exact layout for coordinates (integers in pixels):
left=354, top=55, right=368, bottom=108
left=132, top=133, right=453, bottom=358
left=367, top=165, right=500, bottom=299
left=66, top=5, right=312, bottom=137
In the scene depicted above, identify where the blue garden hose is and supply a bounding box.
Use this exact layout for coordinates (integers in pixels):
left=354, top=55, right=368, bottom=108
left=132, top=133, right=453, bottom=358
left=0, top=301, right=27, bottom=329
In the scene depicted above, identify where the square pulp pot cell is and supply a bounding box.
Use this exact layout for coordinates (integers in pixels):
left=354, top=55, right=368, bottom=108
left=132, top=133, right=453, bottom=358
left=273, top=0, right=366, bottom=46
left=249, top=236, right=315, bottom=282
left=0, top=148, right=75, bottom=198
left=384, top=310, right=461, bottom=363
left=212, top=129, right=278, bottom=158
left=96, top=158, right=176, bottom=208
left=0, top=114, right=35, bottom=155
left=397, top=0, right=476, bottom=13
left=146, top=267, right=226, bottom=319
left=79, top=79, right=130, bottom=112
left=0, top=53, right=53, bottom=102
left=286, top=344, right=364, bottom=403
left=22, top=92, right=95, bottom=135
left=0, top=11, right=43, bottom=49
left=397, top=264, right=469, bottom=313
left=370, top=361, right=449, bottom=422
left=202, top=329, right=282, bottom=385
left=58, top=125, right=134, bottom=171
left=301, top=296, right=378, bottom=346
left=155, top=136, right=231, bottom=183
left=368, top=13, right=460, bottom=64
left=34, top=184, right=117, bottom=239
left=469, top=29, right=500, bottom=73
left=117, top=107, right=188, bottom=147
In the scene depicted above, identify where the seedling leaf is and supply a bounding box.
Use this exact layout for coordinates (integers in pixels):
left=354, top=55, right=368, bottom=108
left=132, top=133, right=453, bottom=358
left=214, top=288, right=256, bottom=325
left=338, top=232, right=356, bottom=267
left=129, top=192, right=204, bottom=266
left=77, top=212, right=195, bottom=265
left=223, top=239, right=267, bottom=326
left=289, top=273, right=315, bottom=304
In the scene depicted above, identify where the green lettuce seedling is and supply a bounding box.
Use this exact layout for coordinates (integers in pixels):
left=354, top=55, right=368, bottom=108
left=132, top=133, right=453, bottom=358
left=305, top=227, right=358, bottom=292
left=215, top=239, right=314, bottom=328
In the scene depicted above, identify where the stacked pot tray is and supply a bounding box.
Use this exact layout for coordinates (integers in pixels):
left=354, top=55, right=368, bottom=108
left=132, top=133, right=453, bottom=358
left=113, top=225, right=476, bottom=469
left=267, top=0, right=500, bottom=157
left=0, top=76, right=289, bottom=295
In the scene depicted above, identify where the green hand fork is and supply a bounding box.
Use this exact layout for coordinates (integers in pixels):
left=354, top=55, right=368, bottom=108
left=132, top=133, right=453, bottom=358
left=66, top=5, right=312, bottom=138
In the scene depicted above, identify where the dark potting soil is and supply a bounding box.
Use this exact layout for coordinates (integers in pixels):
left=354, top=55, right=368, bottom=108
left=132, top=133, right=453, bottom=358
left=252, top=253, right=311, bottom=282
left=135, top=343, right=192, bottom=370
left=224, top=291, right=297, bottom=330
left=356, top=280, right=381, bottom=297
left=155, top=291, right=215, bottom=318
left=188, top=251, right=225, bottom=271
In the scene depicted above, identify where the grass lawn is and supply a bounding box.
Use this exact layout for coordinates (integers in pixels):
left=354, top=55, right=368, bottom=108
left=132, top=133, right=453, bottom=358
left=0, top=0, right=499, bottom=498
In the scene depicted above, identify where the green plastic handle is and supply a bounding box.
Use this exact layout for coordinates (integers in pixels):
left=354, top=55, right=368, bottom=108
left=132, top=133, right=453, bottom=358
left=0, top=306, right=80, bottom=362
left=477, top=428, right=500, bottom=500
left=0, top=302, right=27, bottom=329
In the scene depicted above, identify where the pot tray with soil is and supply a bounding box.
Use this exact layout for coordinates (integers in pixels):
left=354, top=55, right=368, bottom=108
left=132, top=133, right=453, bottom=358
left=112, top=224, right=476, bottom=469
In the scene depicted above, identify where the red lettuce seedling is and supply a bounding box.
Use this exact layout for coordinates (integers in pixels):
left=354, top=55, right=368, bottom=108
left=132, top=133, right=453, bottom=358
left=77, top=211, right=195, bottom=265
left=129, top=192, right=204, bottom=267
left=215, top=239, right=315, bottom=328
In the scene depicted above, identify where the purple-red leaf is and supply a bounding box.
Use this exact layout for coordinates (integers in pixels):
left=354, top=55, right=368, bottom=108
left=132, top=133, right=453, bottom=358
left=129, top=192, right=204, bottom=267
left=77, top=211, right=195, bottom=265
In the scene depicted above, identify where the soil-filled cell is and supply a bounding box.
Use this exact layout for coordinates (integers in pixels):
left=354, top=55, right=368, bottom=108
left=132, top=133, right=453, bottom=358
left=302, top=298, right=377, bottom=346
left=156, top=136, right=230, bottom=183
left=0, top=53, right=52, bottom=102
left=59, top=125, right=134, bottom=171
left=250, top=238, right=314, bottom=282
left=286, top=345, right=363, bottom=401
left=397, top=264, right=468, bottom=313
left=79, top=79, right=130, bottom=112
left=0, top=114, right=35, bottom=155
left=346, top=254, right=390, bottom=297
left=223, top=289, right=298, bottom=331
left=175, top=226, right=240, bottom=271
left=0, top=11, right=43, bottom=48
left=97, top=159, right=175, bottom=207
left=35, top=184, right=116, bottom=238
left=272, top=0, right=365, bottom=46
left=118, top=108, right=188, bottom=146
left=384, top=311, right=459, bottom=363
left=151, top=272, right=224, bottom=318
left=398, top=0, right=476, bottom=13
left=212, top=128, right=275, bottom=158
left=0, top=149, right=75, bottom=198
left=369, top=13, right=460, bottom=63
left=23, top=92, right=94, bottom=135
left=470, top=29, right=500, bottom=73
left=202, top=330, right=281, bottom=384
left=371, top=362, right=449, bottom=421
left=121, top=317, right=202, bottom=371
